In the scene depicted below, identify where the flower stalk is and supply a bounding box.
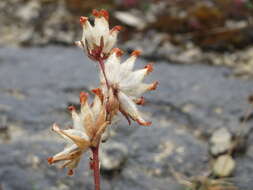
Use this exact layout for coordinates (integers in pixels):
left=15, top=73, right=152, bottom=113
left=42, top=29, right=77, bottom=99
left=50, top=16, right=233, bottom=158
left=91, top=145, right=100, bottom=190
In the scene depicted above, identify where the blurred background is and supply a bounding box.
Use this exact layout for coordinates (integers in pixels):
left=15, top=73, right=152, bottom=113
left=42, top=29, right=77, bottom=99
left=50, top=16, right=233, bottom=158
left=1, top=0, right=253, bottom=189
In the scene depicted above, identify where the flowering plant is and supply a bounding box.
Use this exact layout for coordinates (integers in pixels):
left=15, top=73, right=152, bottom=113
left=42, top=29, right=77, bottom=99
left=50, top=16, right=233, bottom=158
left=48, top=9, right=158, bottom=190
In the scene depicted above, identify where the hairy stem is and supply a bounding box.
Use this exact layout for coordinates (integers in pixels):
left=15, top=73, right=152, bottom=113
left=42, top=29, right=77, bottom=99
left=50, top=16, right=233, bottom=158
left=91, top=145, right=100, bottom=190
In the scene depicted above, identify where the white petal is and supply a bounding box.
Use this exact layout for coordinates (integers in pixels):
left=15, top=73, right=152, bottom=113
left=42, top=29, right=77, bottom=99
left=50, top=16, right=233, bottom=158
left=104, top=51, right=121, bottom=83
left=52, top=124, right=90, bottom=142
left=119, top=68, right=147, bottom=90
left=94, top=17, right=109, bottom=36
left=122, top=82, right=158, bottom=97
left=91, top=95, right=102, bottom=119
left=103, top=32, right=118, bottom=54
left=54, top=144, right=79, bottom=159
left=118, top=91, right=150, bottom=126
left=70, top=110, right=84, bottom=131
left=119, top=54, right=138, bottom=80
left=82, top=20, right=94, bottom=50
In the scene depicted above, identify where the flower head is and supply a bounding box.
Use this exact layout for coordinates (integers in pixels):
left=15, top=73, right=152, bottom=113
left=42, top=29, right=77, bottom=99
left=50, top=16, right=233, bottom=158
left=76, top=9, right=122, bottom=61
left=100, top=48, right=158, bottom=126
left=48, top=91, right=108, bottom=175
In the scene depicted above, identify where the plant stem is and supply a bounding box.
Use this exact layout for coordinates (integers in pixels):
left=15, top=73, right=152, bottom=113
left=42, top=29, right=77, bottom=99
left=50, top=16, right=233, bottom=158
left=91, top=145, right=100, bottom=190
left=98, top=59, right=110, bottom=89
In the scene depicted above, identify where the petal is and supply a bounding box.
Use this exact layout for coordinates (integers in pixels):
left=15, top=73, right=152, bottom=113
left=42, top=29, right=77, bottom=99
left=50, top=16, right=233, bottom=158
left=122, top=81, right=158, bottom=97
left=118, top=91, right=151, bottom=126
left=119, top=67, right=149, bottom=90
left=80, top=16, right=94, bottom=50
left=79, top=92, right=96, bottom=137
left=93, top=10, right=110, bottom=46
left=119, top=50, right=141, bottom=80
left=52, top=124, right=90, bottom=150
left=91, top=88, right=103, bottom=119
left=68, top=106, right=84, bottom=131
left=61, top=156, right=82, bottom=170
left=104, top=48, right=123, bottom=83
left=47, top=144, right=80, bottom=164
left=103, top=26, right=122, bottom=54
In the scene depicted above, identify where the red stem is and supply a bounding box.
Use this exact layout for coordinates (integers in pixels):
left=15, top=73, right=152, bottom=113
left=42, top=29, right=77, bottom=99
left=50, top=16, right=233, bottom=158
left=98, top=59, right=110, bottom=89
left=91, top=145, right=100, bottom=190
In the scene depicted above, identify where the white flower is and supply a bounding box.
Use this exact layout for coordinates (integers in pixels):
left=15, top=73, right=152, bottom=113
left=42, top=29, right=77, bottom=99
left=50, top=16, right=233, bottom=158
left=100, top=48, right=158, bottom=126
left=48, top=91, right=108, bottom=175
left=75, top=9, right=122, bottom=61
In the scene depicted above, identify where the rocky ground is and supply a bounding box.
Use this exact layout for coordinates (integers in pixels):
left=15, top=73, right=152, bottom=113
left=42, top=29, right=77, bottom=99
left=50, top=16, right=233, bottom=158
left=0, top=46, right=253, bottom=190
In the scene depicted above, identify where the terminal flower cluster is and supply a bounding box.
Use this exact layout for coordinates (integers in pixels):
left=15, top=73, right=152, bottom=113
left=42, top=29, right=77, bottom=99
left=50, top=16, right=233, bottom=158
left=48, top=8, right=158, bottom=190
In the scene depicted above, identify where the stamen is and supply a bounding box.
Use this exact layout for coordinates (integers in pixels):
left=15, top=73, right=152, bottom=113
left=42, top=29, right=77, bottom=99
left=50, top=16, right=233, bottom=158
left=100, top=9, right=109, bottom=20
left=131, top=50, right=142, bottom=57
left=148, top=81, right=159, bottom=91
left=79, top=16, right=88, bottom=25
left=112, top=48, right=124, bottom=57
left=144, top=63, right=154, bottom=74
left=68, top=169, right=74, bottom=176
left=135, top=97, right=145, bottom=105
left=92, top=9, right=100, bottom=17
left=136, top=119, right=152, bottom=126
left=80, top=92, right=89, bottom=104
left=111, top=25, right=123, bottom=33
left=47, top=157, right=54, bottom=165
left=68, top=105, right=76, bottom=112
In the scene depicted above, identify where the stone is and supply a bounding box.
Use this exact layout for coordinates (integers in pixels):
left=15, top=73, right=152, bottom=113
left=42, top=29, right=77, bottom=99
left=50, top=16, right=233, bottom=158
left=213, top=155, right=236, bottom=177
left=209, top=128, right=233, bottom=156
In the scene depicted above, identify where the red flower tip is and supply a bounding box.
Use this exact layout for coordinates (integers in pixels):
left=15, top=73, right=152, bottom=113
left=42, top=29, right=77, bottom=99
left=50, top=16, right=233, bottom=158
left=131, top=50, right=142, bottom=57
left=79, top=16, right=88, bottom=25
left=92, top=9, right=100, bottom=17
left=100, top=9, right=109, bottom=20
left=47, top=157, right=53, bottom=165
left=149, top=81, right=159, bottom=91
left=136, top=96, right=145, bottom=105
left=145, top=63, right=154, bottom=74
left=91, top=88, right=102, bottom=96
left=111, top=25, right=123, bottom=32
left=92, top=9, right=109, bottom=20
left=80, top=91, right=88, bottom=104
left=68, top=105, right=76, bottom=112
left=136, top=119, right=152, bottom=126
left=68, top=169, right=74, bottom=176
left=112, top=48, right=124, bottom=57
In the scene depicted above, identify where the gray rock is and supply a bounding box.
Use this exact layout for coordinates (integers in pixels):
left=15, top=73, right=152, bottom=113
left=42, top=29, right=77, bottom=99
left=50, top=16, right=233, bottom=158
left=0, top=46, right=252, bottom=189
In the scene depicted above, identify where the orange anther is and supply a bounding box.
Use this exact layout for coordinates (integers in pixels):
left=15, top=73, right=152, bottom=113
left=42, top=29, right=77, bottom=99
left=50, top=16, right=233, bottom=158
left=112, top=48, right=124, bottom=57
left=100, top=9, right=109, bottom=20
left=92, top=9, right=100, bottom=17
left=136, top=97, right=145, bottom=105
left=149, top=81, right=159, bottom=91
left=131, top=50, right=142, bottom=57
left=136, top=119, right=152, bottom=126
left=111, top=25, right=122, bottom=32
left=68, top=105, right=76, bottom=112
left=68, top=169, right=74, bottom=176
left=47, top=157, right=54, bottom=165
left=144, top=63, right=154, bottom=73
left=79, top=16, right=88, bottom=25
left=80, top=92, right=88, bottom=104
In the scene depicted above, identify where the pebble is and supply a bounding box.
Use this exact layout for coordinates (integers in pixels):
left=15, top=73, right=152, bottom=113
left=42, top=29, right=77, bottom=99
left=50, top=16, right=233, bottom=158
left=209, top=128, right=233, bottom=156
left=213, top=154, right=235, bottom=177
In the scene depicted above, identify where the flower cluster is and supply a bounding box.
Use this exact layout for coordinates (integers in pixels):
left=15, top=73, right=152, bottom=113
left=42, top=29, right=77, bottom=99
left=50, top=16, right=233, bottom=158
left=48, top=9, right=158, bottom=177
